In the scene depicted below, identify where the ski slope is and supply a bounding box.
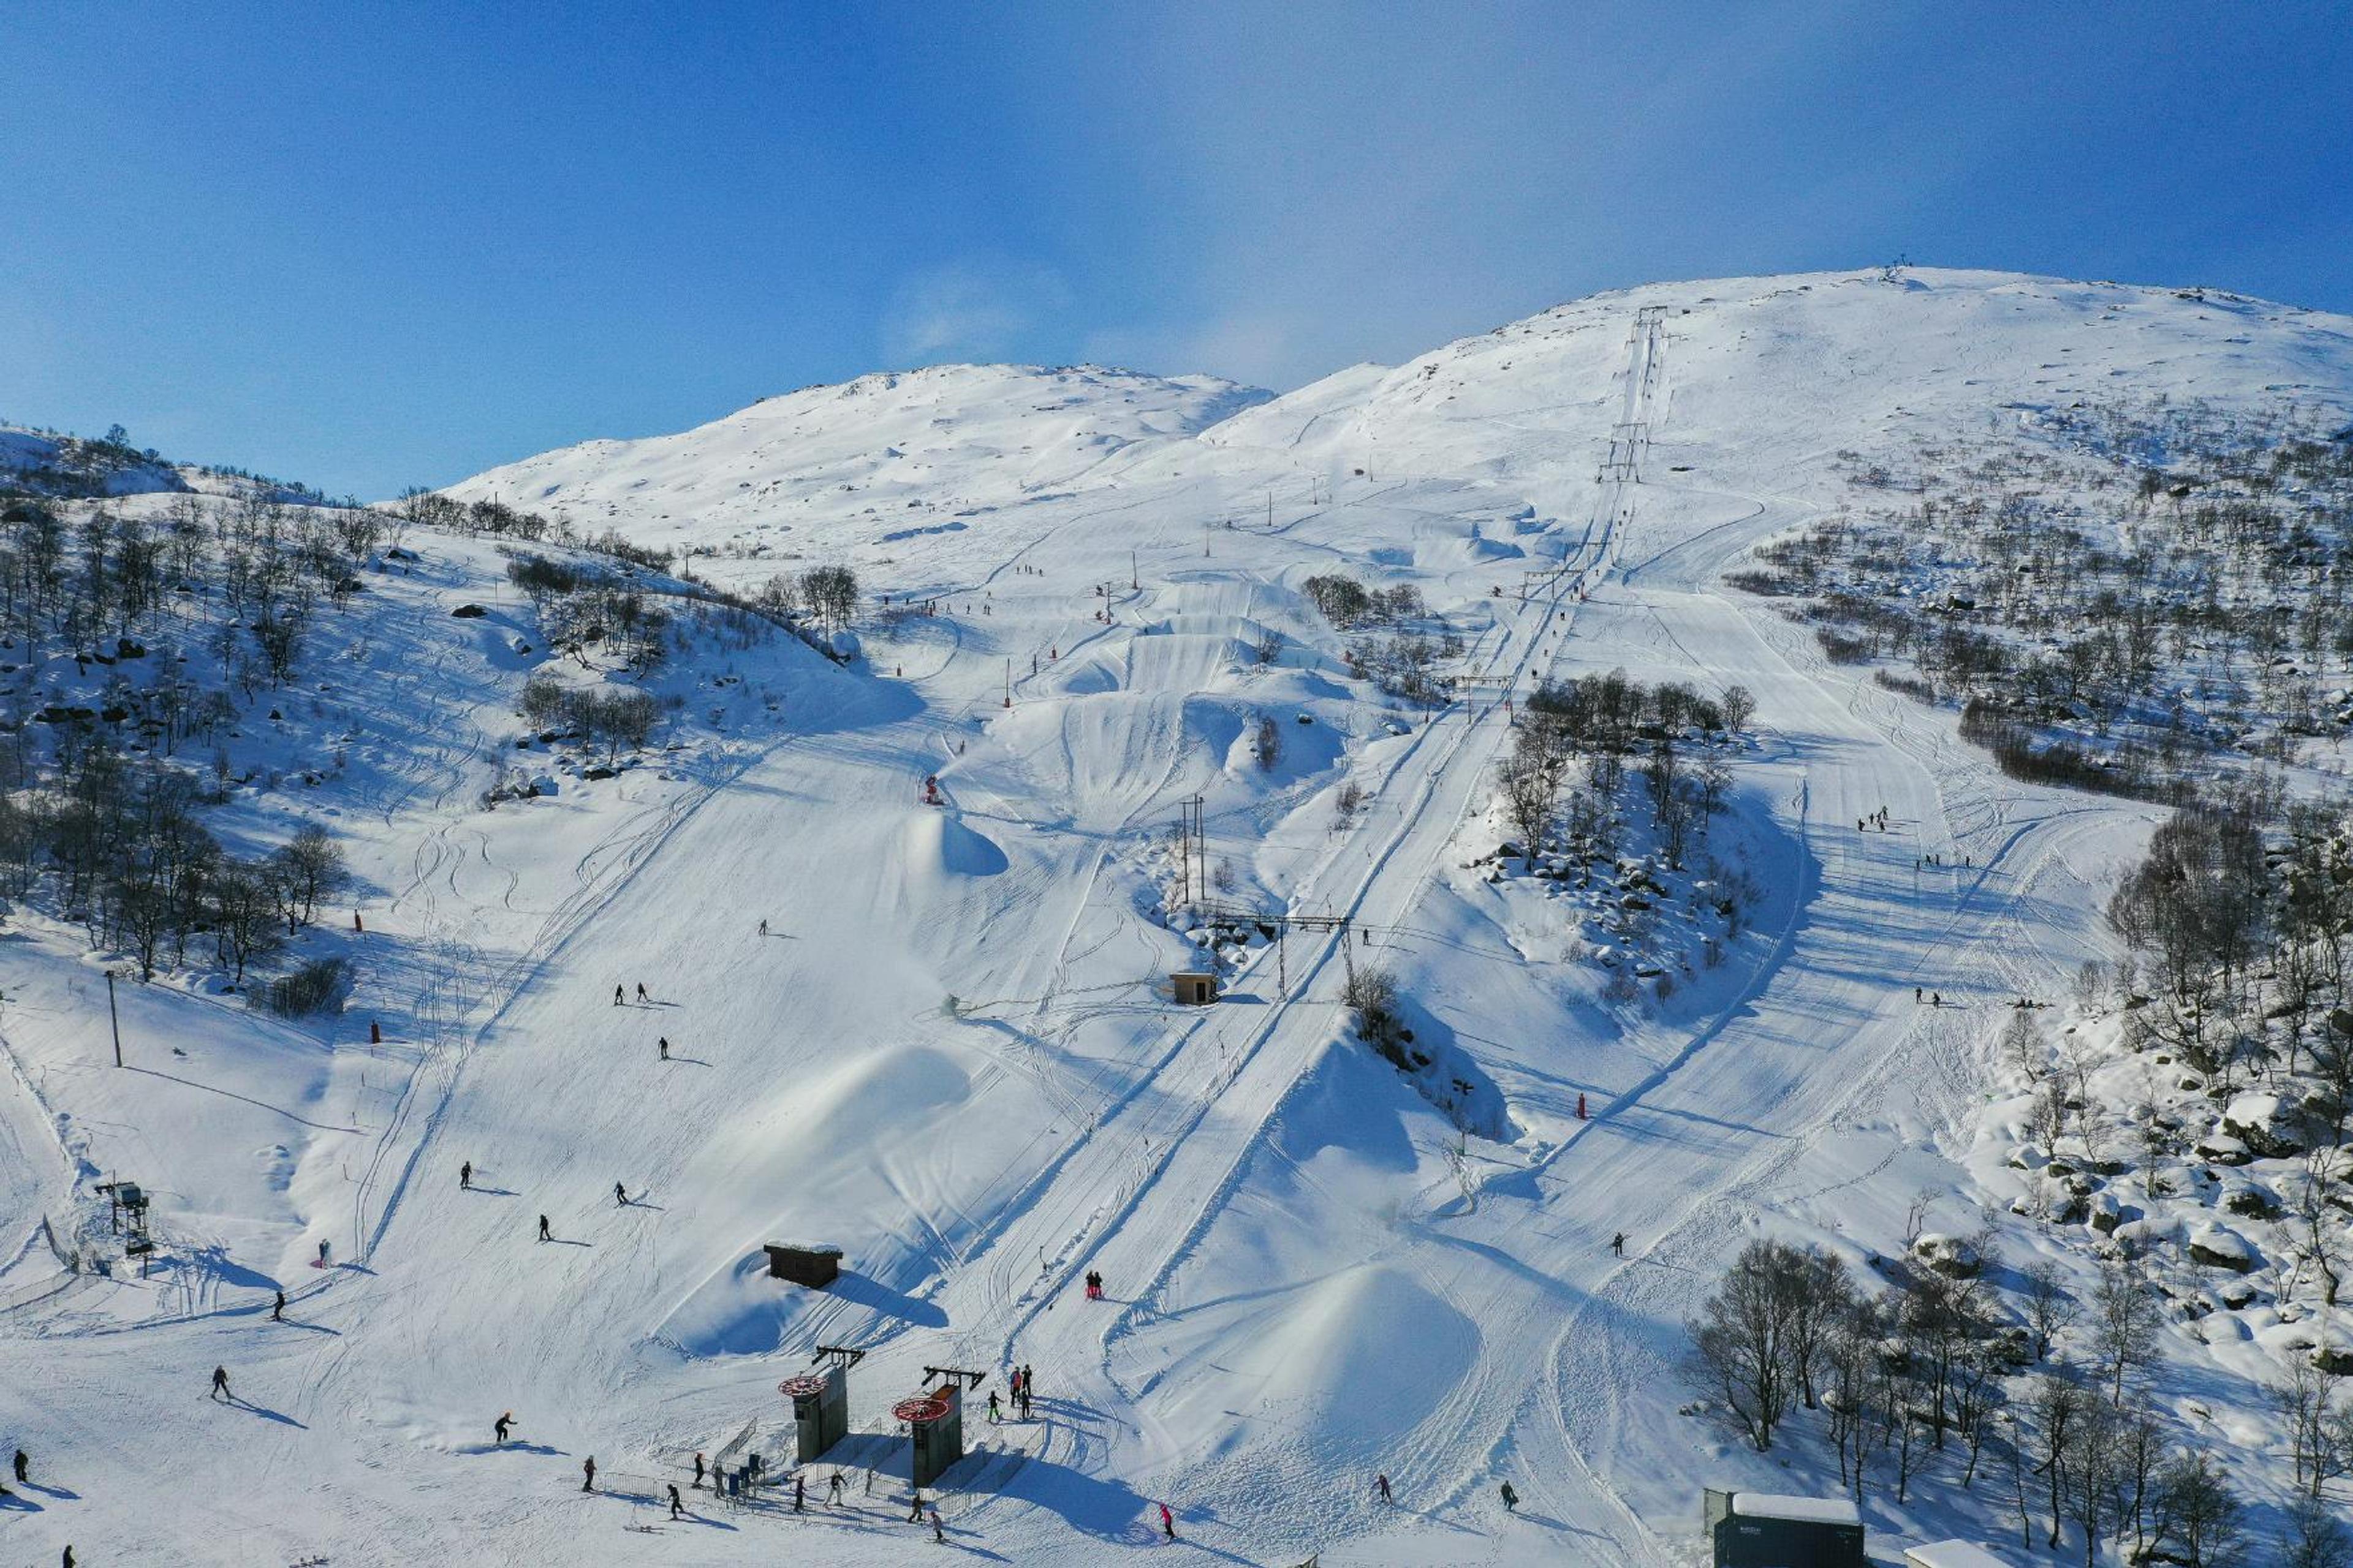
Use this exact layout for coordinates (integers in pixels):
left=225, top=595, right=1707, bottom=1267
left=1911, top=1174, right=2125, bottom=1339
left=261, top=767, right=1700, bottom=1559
left=6, top=268, right=2352, bottom=1565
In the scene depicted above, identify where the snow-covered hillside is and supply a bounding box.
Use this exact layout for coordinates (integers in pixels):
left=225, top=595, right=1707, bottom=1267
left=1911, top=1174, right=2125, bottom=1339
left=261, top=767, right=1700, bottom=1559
left=7, top=268, right=2353, bottom=1566
left=1, top=420, right=344, bottom=505
left=445, top=362, right=1271, bottom=563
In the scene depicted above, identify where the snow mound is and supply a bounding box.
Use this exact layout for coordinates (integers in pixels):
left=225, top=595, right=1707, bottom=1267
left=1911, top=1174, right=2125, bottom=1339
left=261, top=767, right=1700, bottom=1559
left=1223, top=1264, right=1479, bottom=1441
left=901, top=809, right=1009, bottom=878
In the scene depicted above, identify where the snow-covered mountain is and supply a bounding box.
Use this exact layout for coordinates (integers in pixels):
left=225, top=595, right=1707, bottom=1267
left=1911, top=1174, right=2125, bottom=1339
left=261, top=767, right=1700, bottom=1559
left=7, top=268, right=2353, bottom=1567
left=445, top=362, right=1270, bottom=557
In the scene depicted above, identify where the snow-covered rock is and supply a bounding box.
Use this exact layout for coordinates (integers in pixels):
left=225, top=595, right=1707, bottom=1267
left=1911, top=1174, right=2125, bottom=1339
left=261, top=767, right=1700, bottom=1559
left=1912, top=1232, right=1984, bottom=1279
left=2186, top=1223, right=2259, bottom=1273
left=2193, top=1129, right=2253, bottom=1166
left=2220, top=1092, right=2301, bottom=1158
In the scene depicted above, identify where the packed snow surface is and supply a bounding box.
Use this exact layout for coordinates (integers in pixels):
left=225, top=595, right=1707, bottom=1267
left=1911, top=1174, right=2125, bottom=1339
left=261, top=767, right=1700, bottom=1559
left=7, top=268, right=2353, bottom=1564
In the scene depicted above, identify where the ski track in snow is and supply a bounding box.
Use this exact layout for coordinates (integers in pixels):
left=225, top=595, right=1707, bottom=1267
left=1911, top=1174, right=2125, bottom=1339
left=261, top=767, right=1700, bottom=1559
left=4, top=269, right=2347, bottom=1565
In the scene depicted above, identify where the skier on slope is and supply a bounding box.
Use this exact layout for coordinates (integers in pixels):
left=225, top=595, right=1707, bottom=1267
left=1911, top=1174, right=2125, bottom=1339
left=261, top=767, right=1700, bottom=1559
left=1500, top=1481, right=1518, bottom=1511
left=636, top=983, right=649, bottom=1002
left=210, top=1365, right=231, bottom=1401
left=496, top=1412, right=513, bottom=1444
left=658, top=1037, right=669, bottom=1060
left=615, top=1182, right=629, bottom=1206
left=1159, top=1502, right=1176, bottom=1538
left=13, top=1448, right=28, bottom=1485
left=1612, top=1232, right=1626, bottom=1257
left=538, top=1214, right=551, bottom=1242
left=669, top=1483, right=685, bottom=1519
left=692, top=1452, right=705, bottom=1488
left=1377, top=1472, right=1392, bottom=1503
left=931, top=1504, right=946, bottom=1542
left=583, top=1456, right=597, bottom=1492
left=460, top=1160, right=472, bottom=1189
left=795, top=1474, right=805, bottom=1512
left=271, top=1289, right=285, bottom=1320
left=614, top=985, right=624, bottom=1006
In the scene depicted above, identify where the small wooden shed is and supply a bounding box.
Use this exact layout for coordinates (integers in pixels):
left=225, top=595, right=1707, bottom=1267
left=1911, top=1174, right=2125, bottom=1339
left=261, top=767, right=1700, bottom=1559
left=1171, top=971, right=1220, bottom=1005
left=763, top=1242, right=843, bottom=1289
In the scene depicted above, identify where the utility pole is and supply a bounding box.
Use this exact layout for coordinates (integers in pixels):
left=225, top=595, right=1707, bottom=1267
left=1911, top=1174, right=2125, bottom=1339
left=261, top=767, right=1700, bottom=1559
left=1003, top=659, right=1012, bottom=709
left=1177, top=795, right=1205, bottom=907
left=1175, top=812, right=1191, bottom=906
left=1195, top=798, right=1205, bottom=902
left=1131, top=548, right=1139, bottom=591
left=107, top=969, right=123, bottom=1068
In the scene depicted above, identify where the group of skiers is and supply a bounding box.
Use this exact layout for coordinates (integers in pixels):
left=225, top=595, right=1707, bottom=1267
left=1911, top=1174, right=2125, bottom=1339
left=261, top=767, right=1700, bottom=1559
left=982, top=1363, right=1040, bottom=1423
left=1082, top=1268, right=1106, bottom=1301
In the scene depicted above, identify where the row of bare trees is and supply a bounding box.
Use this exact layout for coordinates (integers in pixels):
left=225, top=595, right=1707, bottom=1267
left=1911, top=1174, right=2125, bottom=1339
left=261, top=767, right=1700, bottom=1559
left=1684, top=1235, right=2349, bottom=1564
left=1739, top=401, right=2353, bottom=790
left=0, top=744, right=346, bottom=983
left=1497, top=670, right=1751, bottom=872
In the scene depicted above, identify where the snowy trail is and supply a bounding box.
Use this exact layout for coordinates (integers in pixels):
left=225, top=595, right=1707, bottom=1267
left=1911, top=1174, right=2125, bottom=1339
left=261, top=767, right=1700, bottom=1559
left=12, top=270, right=2335, bottom=1567
left=915, top=310, right=1661, bottom=1558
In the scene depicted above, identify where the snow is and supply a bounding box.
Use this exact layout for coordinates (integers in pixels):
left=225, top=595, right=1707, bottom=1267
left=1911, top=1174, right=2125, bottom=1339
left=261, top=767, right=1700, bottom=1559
left=1904, top=1543, right=2013, bottom=1568
left=5, top=267, right=2352, bottom=1564
left=1730, top=1491, right=1864, bottom=1526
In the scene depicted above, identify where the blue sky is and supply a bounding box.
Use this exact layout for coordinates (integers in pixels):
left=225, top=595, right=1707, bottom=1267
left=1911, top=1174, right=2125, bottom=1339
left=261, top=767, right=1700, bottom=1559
left=3, top=2, right=2348, bottom=498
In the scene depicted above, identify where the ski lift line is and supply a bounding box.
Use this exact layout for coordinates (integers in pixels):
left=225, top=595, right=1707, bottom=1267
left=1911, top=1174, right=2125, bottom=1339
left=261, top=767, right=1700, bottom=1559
left=975, top=316, right=1654, bottom=1339
left=1062, top=309, right=1662, bottom=1326
left=1004, top=558, right=1600, bottom=1339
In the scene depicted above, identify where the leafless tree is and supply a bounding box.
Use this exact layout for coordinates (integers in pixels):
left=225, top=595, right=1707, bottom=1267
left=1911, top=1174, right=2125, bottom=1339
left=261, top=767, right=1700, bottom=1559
left=2020, top=1260, right=2080, bottom=1362
left=2146, top=1450, right=2245, bottom=1568
left=2091, top=1261, right=2165, bottom=1405
left=1495, top=752, right=1555, bottom=863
